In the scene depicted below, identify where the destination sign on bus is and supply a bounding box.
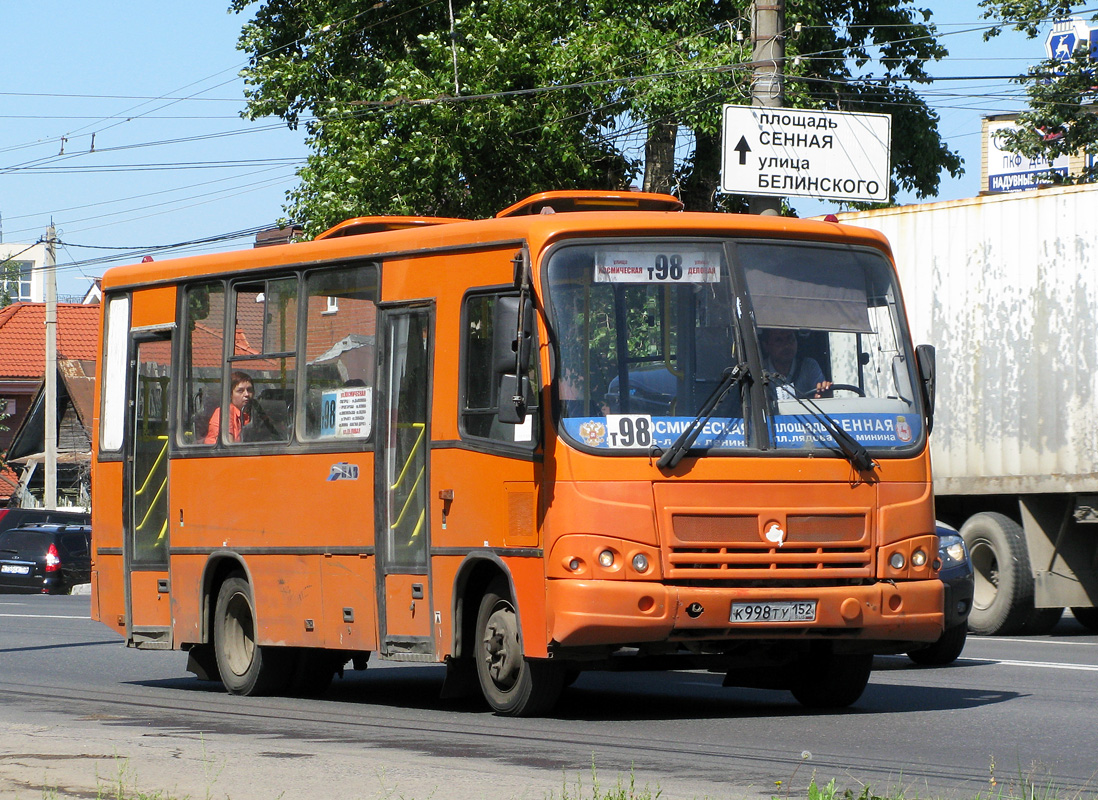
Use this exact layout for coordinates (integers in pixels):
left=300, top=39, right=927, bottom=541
left=563, top=412, right=921, bottom=450
left=594, top=247, right=720, bottom=284
left=320, top=387, right=373, bottom=438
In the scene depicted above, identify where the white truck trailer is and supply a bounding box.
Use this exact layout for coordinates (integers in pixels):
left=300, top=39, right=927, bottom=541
left=839, top=184, right=1098, bottom=635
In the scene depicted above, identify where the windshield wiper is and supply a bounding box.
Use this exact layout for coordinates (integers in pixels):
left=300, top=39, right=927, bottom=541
left=657, top=363, right=749, bottom=470
left=769, top=374, right=877, bottom=473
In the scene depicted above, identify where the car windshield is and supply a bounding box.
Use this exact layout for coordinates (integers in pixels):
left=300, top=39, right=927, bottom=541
left=544, top=238, right=924, bottom=457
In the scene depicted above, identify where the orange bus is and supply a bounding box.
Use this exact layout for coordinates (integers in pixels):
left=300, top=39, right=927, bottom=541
left=91, top=191, right=943, bottom=716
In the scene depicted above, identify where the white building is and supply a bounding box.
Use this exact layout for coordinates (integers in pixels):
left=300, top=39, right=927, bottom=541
left=0, top=242, right=47, bottom=303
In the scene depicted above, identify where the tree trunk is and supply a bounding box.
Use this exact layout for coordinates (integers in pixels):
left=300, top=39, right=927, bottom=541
left=679, top=130, right=722, bottom=212
left=643, top=121, right=677, bottom=195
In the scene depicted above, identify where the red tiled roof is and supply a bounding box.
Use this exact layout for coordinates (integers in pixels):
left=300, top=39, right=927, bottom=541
left=0, top=465, right=19, bottom=501
left=0, top=303, right=100, bottom=380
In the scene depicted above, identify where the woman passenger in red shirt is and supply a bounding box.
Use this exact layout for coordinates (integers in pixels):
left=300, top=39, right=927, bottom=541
left=204, top=371, right=253, bottom=444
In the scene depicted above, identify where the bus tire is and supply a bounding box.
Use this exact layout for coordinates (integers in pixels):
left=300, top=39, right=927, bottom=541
left=789, top=651, right=872, bottom=709
left=907, top=623, right=967, bottom=666
left=214, top=575, right=289, bottom=696
left=287, top=649, right=344, bottom=697
left=1070, top=607, right=1098, bottom=632
left=961, top=512, right=1034, bottom=636
left=474, top=579, right=563, bottom=717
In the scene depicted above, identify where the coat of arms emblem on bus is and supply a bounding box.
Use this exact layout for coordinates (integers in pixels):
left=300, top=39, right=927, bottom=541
left=577, top=420, right=606, bottom=447
left=764, top=522, right=786, bottom=548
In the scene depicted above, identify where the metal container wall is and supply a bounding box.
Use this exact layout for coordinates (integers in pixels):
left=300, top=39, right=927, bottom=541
left=838, top=185, right=1098, bottom=495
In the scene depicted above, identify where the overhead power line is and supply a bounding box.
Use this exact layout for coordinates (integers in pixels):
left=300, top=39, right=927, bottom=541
left=12, top=157, right=304, bottom=174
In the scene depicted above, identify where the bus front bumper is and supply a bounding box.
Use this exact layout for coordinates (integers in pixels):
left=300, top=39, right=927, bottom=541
left=545, top=579, right=945, bottom=649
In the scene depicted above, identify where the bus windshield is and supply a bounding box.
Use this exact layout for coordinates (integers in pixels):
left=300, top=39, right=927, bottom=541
left=545, top=238, right=923, bottom=456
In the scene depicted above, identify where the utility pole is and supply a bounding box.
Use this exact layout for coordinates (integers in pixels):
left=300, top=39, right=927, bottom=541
left=749, top=0, right=785, bottom=216
left=44, top=223, right=57, bottom=509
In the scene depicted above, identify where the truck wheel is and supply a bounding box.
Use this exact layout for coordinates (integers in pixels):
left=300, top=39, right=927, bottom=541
left=214, top=575, right=290, bottom=696
left=475, top=578, right=564, bottom=717
left=1070, top=607, right=1098, bottom=632
left=789, top=652, right=872, bottom=709
left=907, top=623, right=967, bottom=666
left=961, top=512, right=1034, bottom=636
left=1019, top=606, right=1063, bottom=635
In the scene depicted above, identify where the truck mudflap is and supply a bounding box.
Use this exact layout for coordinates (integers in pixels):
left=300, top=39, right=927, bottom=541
left=545, top=579, right=944, bottom=649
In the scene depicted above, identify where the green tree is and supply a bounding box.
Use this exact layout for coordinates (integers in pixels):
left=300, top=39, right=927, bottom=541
left=981, top=1, right=1098, bottom=182
left=0, top=257, right=21, bottom=307
left=232, top=0, right=962, bottom=230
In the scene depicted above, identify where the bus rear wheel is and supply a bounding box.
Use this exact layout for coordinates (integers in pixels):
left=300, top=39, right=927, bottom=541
left=214, top=575, right=289, bottom=696
left=474, top=579, right=563, bottom=717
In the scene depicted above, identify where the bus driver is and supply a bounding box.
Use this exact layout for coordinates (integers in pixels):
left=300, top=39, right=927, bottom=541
left=758, top=328, right=832, bottom=400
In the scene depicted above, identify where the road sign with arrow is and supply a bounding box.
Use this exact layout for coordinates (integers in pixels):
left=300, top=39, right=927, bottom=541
left=721, top=105, right=891, bottom=203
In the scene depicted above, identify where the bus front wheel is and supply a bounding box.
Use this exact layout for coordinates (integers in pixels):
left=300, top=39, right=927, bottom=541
left=214, top=575, right=289, bottom=696
left=789, top=651, right=872, bottom=709
left=474, top=579, right=563, bottom=717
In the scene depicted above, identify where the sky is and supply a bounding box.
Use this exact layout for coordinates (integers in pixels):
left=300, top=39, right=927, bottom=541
left=0, top=2, right=1069, bottom=299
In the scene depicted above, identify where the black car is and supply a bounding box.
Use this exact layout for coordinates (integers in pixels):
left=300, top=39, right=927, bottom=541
left=906, top=524, right=974, bottom=665
left=0, top=507, right=90, bottom=534
left=0, top=524, right=93, bottom=595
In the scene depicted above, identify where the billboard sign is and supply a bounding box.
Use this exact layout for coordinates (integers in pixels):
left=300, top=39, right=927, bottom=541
left=986, top=120, right=1069, bottom=193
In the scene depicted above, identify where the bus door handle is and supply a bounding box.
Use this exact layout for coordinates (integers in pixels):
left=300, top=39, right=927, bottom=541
left=439, top=489, right=454, bottom=529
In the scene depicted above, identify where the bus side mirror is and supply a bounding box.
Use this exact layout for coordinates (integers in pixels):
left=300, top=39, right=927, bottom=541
left=497, top=374, right=529, bottom=424
left=493, top=296, right=534, bottom=424
left=916, top=344, right=935, bottom=435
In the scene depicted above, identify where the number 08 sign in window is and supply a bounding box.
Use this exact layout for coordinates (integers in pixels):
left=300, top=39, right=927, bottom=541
left=302, top=264, right=380, bottom=441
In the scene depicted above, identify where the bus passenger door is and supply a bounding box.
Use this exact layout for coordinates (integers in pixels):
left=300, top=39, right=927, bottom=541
left=124, top=333, right=173, bottom=647
left=375, top=305, right=434, bottom=657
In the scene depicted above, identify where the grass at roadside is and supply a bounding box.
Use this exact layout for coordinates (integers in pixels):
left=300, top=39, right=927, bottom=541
left=36, top=778, right=1092, bottom=800
left=35, top=756, right=1093, bottom=800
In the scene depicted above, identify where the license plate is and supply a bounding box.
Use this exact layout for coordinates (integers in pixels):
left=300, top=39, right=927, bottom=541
left=730, top=600, right=816, bottom=623
left=1, top=564, right=30, bottom=575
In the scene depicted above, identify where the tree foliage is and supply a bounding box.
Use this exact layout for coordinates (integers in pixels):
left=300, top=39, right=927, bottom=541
left=0, top=258, right=21, bottom=308
left=982, top=0, right=1098, bottom=183
left=231, top=0, right=962, bottom=231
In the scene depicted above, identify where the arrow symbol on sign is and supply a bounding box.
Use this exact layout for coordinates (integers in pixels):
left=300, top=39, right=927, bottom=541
left=734, top=136, right=751, bottom=165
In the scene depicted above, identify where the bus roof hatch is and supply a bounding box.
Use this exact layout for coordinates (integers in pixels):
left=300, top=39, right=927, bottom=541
left=315, top=216, right=467, bottom=240
left=495, top=190, right=683, bottom=218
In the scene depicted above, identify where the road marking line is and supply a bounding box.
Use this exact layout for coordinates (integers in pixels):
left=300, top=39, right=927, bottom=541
left=0, top=613, right=89, bottom=620
left=980, top=637, right=1098, bottom=647
left=963, top=657, right=1098, bottom=672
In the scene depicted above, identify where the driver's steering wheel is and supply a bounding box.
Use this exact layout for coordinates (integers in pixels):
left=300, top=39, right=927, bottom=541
left=815, top=383, right=865, bottom=397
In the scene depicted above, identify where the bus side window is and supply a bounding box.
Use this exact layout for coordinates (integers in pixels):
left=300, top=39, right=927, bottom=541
left=301, top=264, right=379, bottom=442
left=229, top=277, right=297, bottom=444
left=461, top=292, right=539, bottom=445
left=179, top=282, right=225, bottom=447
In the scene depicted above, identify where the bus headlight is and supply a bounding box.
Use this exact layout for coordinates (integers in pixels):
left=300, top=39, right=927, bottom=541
left=911, top=548, right=928, bottom=568
left=631, top=553, right=649, bottom=573
left=889, top=552, right=906, bottom=570
left=598, top=549, right=615, bottom=568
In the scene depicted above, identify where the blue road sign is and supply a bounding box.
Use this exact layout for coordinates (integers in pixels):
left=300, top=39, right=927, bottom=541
left=1049, top=31, right=1077, bottom=60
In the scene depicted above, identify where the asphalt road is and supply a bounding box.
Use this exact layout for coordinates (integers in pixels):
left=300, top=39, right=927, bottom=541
left=1, top=594, right=1096, bottom=800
